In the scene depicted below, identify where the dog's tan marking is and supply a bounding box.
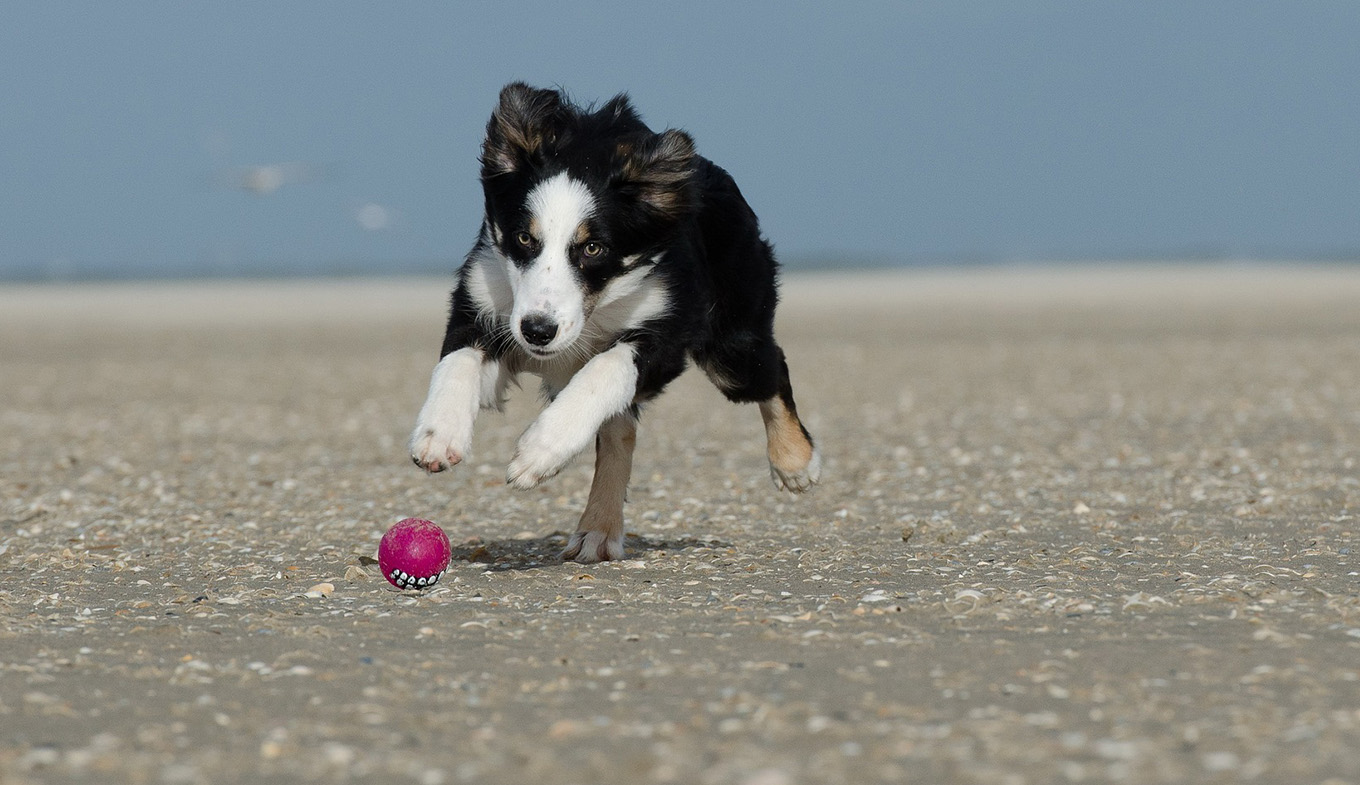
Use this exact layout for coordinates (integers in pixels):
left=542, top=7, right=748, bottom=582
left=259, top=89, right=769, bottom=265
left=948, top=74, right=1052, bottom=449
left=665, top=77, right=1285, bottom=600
left=573, top=222, right=591, bottom=246
left=760, top=397, right=812, bottom=471
left=562, top=414, right=635, bottom=563
left=759, top=396, right=820, bottom=492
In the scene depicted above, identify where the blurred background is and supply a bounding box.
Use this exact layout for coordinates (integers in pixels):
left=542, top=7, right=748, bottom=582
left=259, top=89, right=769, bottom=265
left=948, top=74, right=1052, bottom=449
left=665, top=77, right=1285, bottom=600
left=2, top=1, right=1357, bottom=281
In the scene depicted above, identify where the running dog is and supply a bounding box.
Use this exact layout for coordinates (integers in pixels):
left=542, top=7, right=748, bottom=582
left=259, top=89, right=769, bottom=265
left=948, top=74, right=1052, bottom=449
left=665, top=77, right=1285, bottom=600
left=410, top=83, right=820, bottom=563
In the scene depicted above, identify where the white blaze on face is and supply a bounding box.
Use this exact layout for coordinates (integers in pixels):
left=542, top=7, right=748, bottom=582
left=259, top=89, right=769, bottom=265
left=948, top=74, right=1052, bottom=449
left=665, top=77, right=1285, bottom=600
left=510, top=172, right=595, bottom=355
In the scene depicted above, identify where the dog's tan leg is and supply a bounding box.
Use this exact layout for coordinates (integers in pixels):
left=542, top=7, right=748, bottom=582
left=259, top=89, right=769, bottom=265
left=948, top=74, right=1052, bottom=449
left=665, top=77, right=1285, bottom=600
left=561, top=412, right=636, bottom=563
left=759, top=395, right=821, bottom=493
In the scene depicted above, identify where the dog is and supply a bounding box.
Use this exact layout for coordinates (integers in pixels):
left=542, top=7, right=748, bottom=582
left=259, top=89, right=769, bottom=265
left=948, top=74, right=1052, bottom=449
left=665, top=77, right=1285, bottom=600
left=409, top=83, right=820, bottom=563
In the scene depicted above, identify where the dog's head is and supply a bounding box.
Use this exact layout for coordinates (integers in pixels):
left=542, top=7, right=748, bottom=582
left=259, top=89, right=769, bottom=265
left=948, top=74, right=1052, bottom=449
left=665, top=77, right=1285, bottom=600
left=476, top=83, right=696, bottom=358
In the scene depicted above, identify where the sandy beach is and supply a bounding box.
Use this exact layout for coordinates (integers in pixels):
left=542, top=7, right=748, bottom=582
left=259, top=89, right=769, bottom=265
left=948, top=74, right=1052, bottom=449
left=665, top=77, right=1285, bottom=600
left=3, top=264, right=1359, bottom=784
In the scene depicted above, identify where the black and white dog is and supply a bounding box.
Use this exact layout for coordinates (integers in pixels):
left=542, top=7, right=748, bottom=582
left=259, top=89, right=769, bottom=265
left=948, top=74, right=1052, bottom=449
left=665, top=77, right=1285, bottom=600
left=410, top=83, right=820, bottom=563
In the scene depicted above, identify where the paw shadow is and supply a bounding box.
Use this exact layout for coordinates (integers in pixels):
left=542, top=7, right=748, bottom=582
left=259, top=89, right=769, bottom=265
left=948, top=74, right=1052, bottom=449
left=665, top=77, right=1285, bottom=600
left=452, top=531, right=731, bottom=572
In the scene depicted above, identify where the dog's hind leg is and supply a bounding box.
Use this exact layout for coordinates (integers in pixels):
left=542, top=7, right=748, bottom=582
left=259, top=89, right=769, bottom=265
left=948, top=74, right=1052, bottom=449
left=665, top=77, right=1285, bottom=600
left=561, top=411, right=637, bottom=563
left=757, top=350, right=821, bottom=493
left=698, top=337, right=821, bottom=493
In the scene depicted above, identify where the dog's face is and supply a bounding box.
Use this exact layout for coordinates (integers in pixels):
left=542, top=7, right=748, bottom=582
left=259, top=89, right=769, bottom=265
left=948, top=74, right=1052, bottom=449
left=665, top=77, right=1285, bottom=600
left=477, top=83, right=697, bottom=358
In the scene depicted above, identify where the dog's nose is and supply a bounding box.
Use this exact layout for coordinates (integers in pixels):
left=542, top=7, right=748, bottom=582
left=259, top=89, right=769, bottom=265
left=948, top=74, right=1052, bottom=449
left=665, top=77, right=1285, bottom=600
left=519, top=314, right=558, bottom=347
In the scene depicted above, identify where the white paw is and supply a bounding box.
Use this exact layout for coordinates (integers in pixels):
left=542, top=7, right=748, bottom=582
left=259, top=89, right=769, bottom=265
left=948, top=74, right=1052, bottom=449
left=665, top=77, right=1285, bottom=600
left=410, top=349, right=481, bottom=473
left=771, top=447, right=822, bottom=493
left=508, top=424, right=576, bottom=487
left=561, top=530, right=625, bottom=563
left=409, top=416, right=471, bottom=473
left=505, top=417, right=589, bottom=489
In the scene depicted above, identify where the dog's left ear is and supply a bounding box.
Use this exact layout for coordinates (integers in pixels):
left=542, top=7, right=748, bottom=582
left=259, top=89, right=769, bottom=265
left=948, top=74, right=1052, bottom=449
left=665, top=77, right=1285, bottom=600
left=482, top=82, right=566, bottom=177
left=615, top=129, right=697, bottom=217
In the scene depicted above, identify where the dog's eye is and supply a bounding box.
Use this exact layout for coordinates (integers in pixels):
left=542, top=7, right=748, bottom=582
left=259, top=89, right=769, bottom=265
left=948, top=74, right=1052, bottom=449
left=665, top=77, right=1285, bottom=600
left=582, top=241, right=606, bottom=259
left=514, top=231, right=535, bottom=248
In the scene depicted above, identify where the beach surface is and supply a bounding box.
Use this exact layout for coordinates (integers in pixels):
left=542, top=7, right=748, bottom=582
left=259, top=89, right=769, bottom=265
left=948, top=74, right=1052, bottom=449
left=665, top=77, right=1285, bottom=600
left=3, top=265, right=1359, bottom=784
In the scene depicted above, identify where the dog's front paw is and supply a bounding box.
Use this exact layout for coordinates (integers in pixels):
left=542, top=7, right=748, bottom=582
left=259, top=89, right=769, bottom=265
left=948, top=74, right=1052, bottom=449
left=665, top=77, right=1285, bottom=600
left=561, top=530, right=625, bottom=563
left=771, top=446, right=822, bottom=493
left=505, top=418, right=585, bottom=489
left=409, top=421, right=470, bottom=473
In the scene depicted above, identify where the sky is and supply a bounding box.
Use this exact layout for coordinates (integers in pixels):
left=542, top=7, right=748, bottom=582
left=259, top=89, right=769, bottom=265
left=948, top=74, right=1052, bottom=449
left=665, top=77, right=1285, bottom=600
left=2, top=2, right=1358, bottom=279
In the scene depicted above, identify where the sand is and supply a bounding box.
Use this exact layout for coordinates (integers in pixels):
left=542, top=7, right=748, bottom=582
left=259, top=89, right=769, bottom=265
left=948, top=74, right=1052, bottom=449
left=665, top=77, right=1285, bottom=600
left=2, top=264, right=1359, bottom=784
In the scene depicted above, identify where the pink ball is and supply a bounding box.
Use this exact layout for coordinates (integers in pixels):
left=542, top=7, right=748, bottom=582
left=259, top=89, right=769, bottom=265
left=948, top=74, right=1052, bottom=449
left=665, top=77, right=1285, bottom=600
left=378, top=518, right=452, bottom=590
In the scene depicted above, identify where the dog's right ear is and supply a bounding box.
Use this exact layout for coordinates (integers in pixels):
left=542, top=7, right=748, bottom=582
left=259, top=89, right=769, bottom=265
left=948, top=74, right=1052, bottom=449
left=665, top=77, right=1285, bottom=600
left=481, top=83, right=565, bottom=177
left=614, top=129, right=698, bottom=218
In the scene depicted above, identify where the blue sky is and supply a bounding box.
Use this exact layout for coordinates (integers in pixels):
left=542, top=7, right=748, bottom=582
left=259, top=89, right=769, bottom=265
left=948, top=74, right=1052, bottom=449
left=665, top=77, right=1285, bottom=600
left=2, top=2, right=1358, bottom=278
